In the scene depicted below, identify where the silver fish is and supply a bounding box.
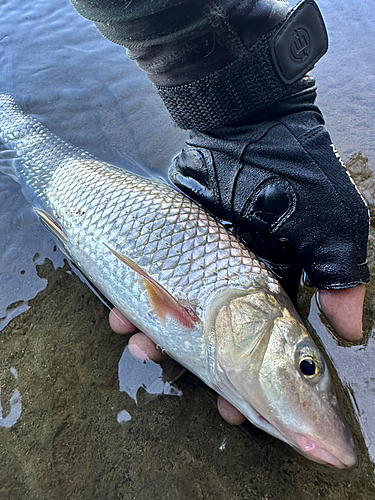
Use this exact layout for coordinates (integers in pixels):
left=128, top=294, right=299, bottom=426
left=0, top=94, right=356, bottom=468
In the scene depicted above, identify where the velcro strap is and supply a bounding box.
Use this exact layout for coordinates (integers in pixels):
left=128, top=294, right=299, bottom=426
left=157, top=0, right=328, bottom=130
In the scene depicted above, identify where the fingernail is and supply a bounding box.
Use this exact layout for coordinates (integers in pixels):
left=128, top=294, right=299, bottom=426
left=315, top=290, right=321, bottom=310
left=128, top=343, right=149, bottom=362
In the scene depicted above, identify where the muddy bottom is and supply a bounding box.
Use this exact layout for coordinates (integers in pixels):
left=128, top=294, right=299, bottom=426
left=1, top=153, right=375, bottom=500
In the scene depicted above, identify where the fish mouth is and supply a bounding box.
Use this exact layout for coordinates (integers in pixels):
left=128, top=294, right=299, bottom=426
left=249, top=407, right=356, bottom=468
left=295, top=434, right=357, bottom=469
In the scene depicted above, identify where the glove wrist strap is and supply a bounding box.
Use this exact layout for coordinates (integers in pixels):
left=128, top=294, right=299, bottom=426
left=157, top=0, right=328, bottom=131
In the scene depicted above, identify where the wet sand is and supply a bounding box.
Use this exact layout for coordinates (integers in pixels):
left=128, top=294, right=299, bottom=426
left=1, top=155, right=375, bottom=499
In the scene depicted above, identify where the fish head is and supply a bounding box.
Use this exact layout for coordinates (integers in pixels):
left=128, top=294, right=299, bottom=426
left=207, top=288, right=356, bottom=469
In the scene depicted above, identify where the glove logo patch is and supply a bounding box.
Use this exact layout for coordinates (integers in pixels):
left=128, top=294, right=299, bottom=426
left=270, top=0, right=328, bottom=84
left=290, top=28, right=310, bottom=61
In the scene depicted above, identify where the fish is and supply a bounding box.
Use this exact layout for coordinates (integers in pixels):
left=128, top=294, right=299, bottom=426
left=0, top=93, right=356, bottom=468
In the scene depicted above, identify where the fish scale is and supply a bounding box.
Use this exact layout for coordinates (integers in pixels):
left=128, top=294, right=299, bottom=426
left=0, top=96, right=275, bottom=306
left=0, top=94, right=358, bottom=468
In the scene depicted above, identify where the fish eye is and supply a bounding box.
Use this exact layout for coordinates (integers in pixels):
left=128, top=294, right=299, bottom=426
left=295, top=343, right=325, bottom=381
left=299, top=357, right=316, bottom=376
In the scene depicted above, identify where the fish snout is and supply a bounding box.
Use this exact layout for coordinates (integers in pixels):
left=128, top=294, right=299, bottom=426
left=295, top=433, right=357, bottom=469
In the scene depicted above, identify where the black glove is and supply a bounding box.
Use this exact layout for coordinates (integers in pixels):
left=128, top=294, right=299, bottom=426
left=169, top=91, right=370, bottom=301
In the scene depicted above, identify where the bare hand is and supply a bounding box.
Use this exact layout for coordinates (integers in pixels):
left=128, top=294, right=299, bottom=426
left=109, top=308, right=246, bottom=425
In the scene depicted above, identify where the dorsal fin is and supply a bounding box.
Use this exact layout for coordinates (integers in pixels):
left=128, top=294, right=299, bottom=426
left=34, top=208, right=68, bottom=245
left=104, top=244, right=199, bottom=329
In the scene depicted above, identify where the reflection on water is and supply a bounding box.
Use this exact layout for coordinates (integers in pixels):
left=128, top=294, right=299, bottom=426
left=0, top=0, right=187, bottom=330
left=116, top=409, right=132, bottom=424
left=313, top=0, right=375, bottom=163
left=0, top=0, right=374, bottom=497
left=118, top=346, right=183, bottom=408
left=0, top=367, right=22, bottom=429
left=0, top=175, right=65, bottom=329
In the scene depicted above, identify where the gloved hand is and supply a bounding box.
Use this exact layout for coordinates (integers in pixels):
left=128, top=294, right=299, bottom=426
left=108, top=93, right=369, bottom=428
left=169, top=93, right=370, bottom=302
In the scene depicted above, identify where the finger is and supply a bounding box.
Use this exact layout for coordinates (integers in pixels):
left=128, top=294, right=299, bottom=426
left=110, top=310, right=247, bottom=424
left=317, top=284, right=366, bottom=342
left=126, top=327, right=246, bottom=424
left=109, top=308, right=138, bottom=335
left=217, top=395, right=246, bottom=425
left=128, top=331, right=170, bottom=364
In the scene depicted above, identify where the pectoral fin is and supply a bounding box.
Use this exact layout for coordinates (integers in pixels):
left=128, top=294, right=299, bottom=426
left=34, top=208, right=68, bottom=245
left=104, top=244, right=199, bottom=329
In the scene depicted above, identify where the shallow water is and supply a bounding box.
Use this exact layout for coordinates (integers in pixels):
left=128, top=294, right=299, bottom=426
left=0, top=0, right=188, bottom=328
left=1, top=0, right=375, bottom=498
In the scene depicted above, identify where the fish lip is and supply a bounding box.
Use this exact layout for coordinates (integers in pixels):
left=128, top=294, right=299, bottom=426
left=294, top=433, right=357, bottom=469
left=250, top=408, right=357, bottom=469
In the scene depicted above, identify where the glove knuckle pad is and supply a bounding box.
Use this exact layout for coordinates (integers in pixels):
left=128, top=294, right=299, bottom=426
left=169, top=146, right=222, bottom=215
left=241, top=178, right=297, bottom=233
